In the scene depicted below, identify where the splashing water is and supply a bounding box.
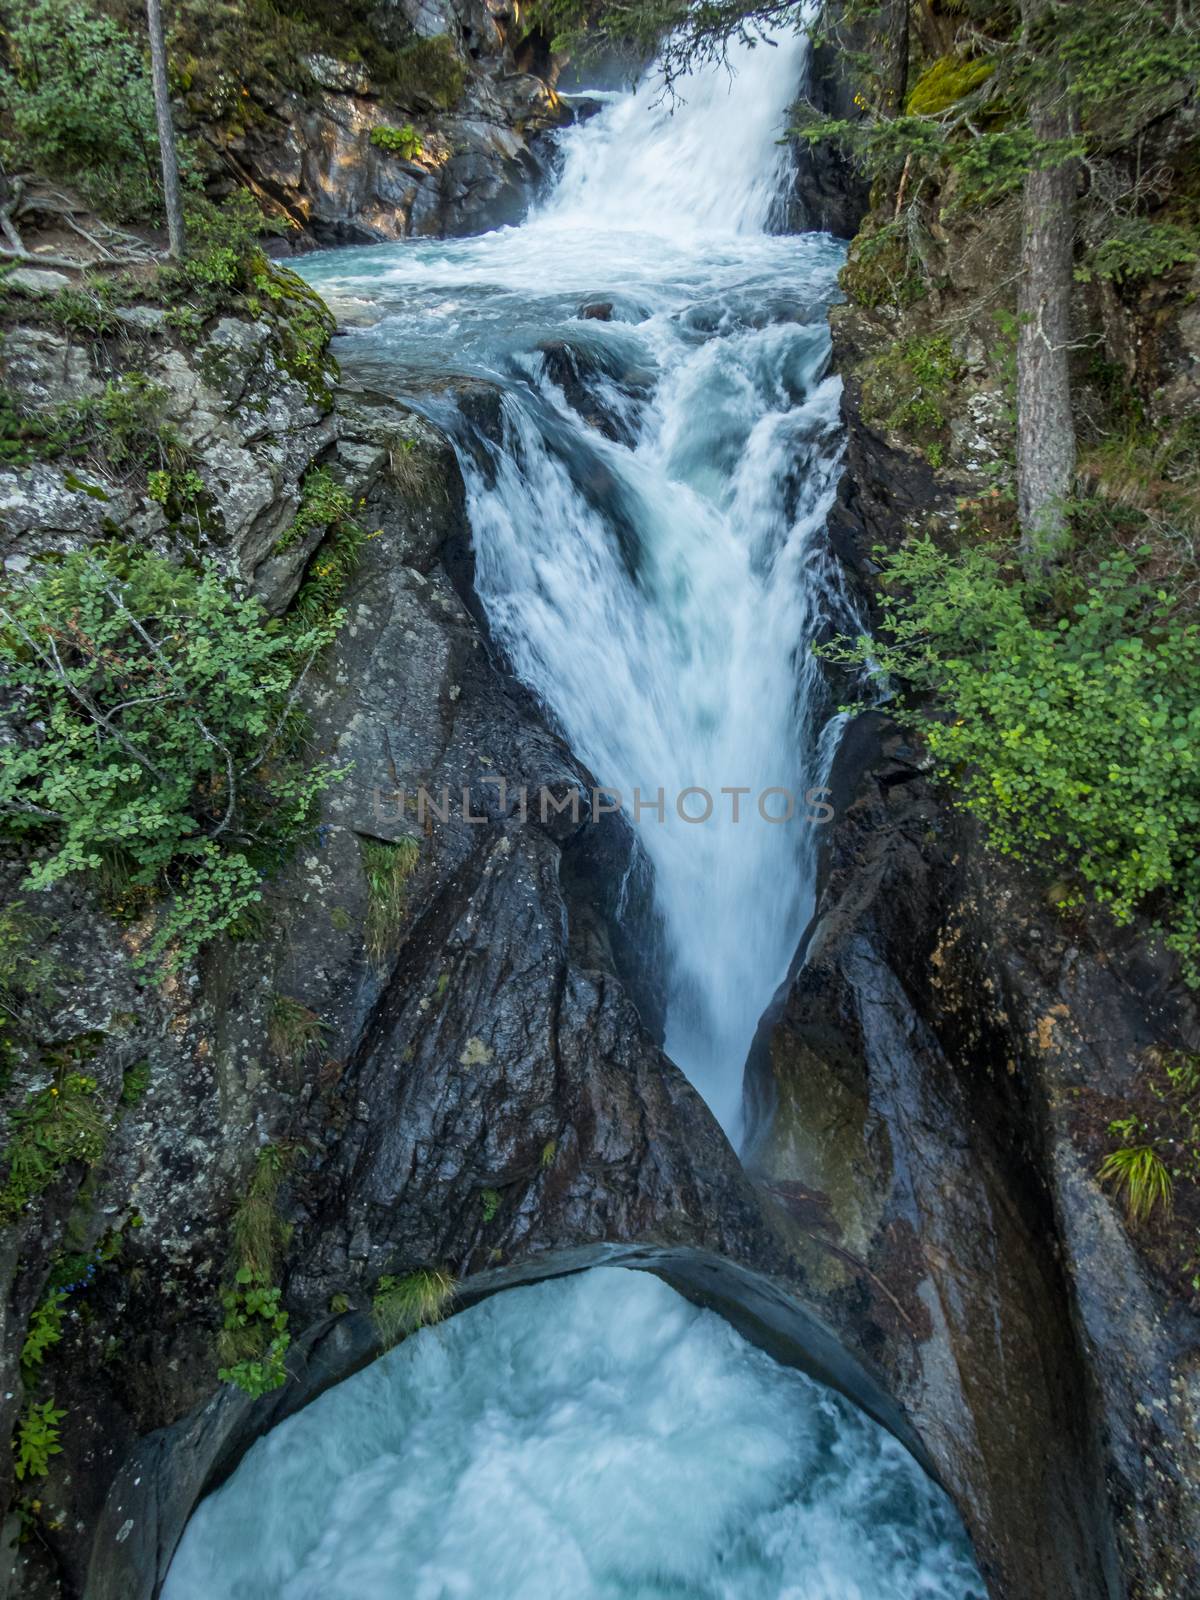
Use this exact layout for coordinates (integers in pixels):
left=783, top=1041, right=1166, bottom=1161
left=163, top=1269, right=985, bottom=1600
left=300, top=26, right=854, bottom=1136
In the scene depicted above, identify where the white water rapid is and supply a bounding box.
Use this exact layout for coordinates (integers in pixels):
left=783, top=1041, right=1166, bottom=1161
left=165, top=1271, right=985, bottom=1600
left=163, top=32, right=986, bottom=1600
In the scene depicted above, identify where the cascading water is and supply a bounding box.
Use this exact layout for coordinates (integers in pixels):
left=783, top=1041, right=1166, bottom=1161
left=298, top=26, right=854, bottom=1136
left=163, top=33, right=986, bottom=1600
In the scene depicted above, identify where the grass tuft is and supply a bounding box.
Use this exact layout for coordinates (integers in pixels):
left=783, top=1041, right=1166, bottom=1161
left=1098, top=1141, right=1174, bottom=1224
left=268, top=995, right=328, bottom=1067
left=371, top=1266, right=454, bottom=1349
left=360, top=836, right=421, bottom=965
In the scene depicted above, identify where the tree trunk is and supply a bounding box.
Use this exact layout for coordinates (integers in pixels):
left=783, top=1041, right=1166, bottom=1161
left=146, top=0, right=185, bottom=260
left=1016, top=3, right=1076, bottom=565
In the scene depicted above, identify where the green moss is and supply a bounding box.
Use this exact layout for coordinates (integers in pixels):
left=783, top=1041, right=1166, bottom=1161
left=860, top=334, right=960, bottom=460
left=906, top=55, right=996, bottom=116
left=839, top=217, right=926, bottom=311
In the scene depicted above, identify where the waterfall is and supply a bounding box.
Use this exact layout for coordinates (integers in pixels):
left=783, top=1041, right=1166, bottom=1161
left=299, top=25, right=852, bottom=1137
left=544, top=27, right=808, bottom=235
left=162, top=35, right=986, bottom=1600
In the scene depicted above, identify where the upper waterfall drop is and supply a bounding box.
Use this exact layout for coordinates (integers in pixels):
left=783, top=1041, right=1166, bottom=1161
left=544, top=31, right=810, bottom=236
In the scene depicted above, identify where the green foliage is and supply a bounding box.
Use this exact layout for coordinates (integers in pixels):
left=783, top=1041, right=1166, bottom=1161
left=480, top=1187, right=500, bottom=1223
left=860, top=335, right=960, bottom=463
left=360, top=835, right=420, bottom=964
left=540, top=1138, right=557, bottom=1168
left=823, top=538, right=1200, bottom=981
left=371, top=1266, right=453, bottom=1349
left=218, top=1146, right=293, bottom=1395
left=0, top=550, right=341, bottom=973
left=0, top=1067, right=108, bottom=1221
left=276, top=466, right=355, bottom=555
left=370, top=122, right=423, bottom=160
left=839, top=217, right=926, bottom=311
left=217, top=1268, right=290, bottom=1395
left=119, top=1059, right=151, bottom=1106
left=906, top=55, right=996, bottom=116
left=0, top=373, right=184, bottom=480
left=0, top=0, right=160, bottom=219
left=231, top=1144, right=292, bottom=1281
left=0, top=899, right=62, bottom=1076
left=1098, top=1137, right=1174, bottom=1223
left=20, top=1288, right=66, bottom=1376
left=12, top=1398, right=66, bottom=1480
left=1078, top=218, right=1199, bottom=287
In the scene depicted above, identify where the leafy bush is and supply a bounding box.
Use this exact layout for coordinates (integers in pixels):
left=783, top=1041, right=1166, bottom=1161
left=370, top=122, right=423, bottom=160
left=12, top=1398, right=66, bottom=1480
left=0, top=0, right=160, bottom=219
left=0, top=550, right=341, bottom=972
left=217, top=1268, right=290, bottom=1395
left=20, top=1287, right=66, bottom=1376
left=824, top=539, right=1200, bottom=981
left=1079, top=218, right=1199, bottom=287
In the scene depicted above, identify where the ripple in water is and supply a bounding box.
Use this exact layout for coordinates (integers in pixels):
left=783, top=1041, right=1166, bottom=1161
left=164, top=1269, right=984, bottom=1600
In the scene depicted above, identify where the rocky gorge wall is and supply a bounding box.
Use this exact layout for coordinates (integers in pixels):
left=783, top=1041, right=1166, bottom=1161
left=165, top=0, right=571, bottom=246
left=752, top=20, right=1200, bottom=1597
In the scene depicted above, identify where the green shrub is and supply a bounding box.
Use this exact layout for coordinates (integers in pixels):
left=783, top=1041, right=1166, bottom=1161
left=217, top=1268, right=290, bottom=1395
left=275, top=466, right=355, bottom=555
left=370, top=122, right=423, bottom=160
left=0, top=0, right=159, bottom=218
left=0, top=373, right=184, bottom=480
left=0, top=549, right=341, bottom=973
left=371, top=1266, right=453, bottom=1349
left=20, top=1287, right=67, bottom=1377
left=1079, top=218, right=1199, bottom=287
left=824, top=539, right=1200, bottom=981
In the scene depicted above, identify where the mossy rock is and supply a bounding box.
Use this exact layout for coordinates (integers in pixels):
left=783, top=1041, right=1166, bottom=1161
left=907, top=55, right=995, bottom=117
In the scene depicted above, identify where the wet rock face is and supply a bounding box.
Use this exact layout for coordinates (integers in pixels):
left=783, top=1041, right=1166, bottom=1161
left=201, top=0, right=570, bottom=248
left=749, top=712, right=1200, bottom=1600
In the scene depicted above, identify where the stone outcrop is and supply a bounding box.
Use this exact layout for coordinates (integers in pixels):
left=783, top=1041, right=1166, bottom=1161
left=181, top=0, right=570, bottom=245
